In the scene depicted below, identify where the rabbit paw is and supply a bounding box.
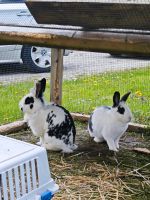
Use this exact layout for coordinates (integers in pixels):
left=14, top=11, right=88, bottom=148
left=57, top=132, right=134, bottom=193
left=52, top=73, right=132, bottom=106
left=61, top=147, right=73, bottom=154
left=71, top=144, right=78, bottom=150
left=106, top=139, right=119, bottom=152
left=36, top=141, right=42, bottom=146
left=94, top=137, right=104, bottom=143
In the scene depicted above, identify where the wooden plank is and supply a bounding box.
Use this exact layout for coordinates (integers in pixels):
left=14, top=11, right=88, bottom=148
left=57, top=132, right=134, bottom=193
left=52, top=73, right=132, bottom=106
left=133, top=148, right=150, bottom=154
left=71, top=113, right=148, bottom=133
left=0, top=26, right=150, bottom=55
left=26, top=1, right=150, bottom=30
left=50, top=48, right=64, bottom=105
left=0, top=121, right=27, bottom=135
left=128, top=122, right=148, bottom=133
left=71, top=113, right=89, bottom=122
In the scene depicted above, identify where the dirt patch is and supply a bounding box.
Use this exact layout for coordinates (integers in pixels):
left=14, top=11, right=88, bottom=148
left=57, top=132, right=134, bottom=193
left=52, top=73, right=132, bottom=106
left=9, top=122, right=150, bottom=200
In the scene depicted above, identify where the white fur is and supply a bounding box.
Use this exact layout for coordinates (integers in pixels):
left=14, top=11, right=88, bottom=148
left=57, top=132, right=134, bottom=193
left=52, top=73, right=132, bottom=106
left=88, top=102, right=132, bottom=152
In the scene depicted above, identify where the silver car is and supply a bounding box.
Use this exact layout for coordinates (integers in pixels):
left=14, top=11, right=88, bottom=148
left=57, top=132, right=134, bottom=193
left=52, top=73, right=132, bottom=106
left=0, top=0, right=71, bottom=73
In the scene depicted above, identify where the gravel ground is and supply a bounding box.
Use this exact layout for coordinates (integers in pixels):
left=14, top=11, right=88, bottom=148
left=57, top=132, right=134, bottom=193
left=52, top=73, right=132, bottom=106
left=0, top=51, right=150, bottom=85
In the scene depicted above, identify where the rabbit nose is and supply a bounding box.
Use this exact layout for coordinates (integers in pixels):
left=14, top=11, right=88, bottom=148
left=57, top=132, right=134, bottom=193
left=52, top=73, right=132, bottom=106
left=21, top=107, right=23, bottom=112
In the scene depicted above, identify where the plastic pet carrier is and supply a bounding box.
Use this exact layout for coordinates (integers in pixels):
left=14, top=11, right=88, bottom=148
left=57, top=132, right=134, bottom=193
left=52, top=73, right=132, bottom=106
left=0, top=135, right=59, bottom=200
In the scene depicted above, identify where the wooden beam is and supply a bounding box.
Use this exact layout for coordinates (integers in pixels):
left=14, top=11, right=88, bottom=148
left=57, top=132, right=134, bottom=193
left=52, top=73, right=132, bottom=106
left=127, top=122, right=149, bottom=133
left=71, top=113, right=89, bottom=122
left=26, top=1, right=150, bottom=30
left=50, top=48, right=64, bottom=105
left=0, top=121, right=27, bottom=135
left=133, top=148, right=150, bottom=154
left=0, top=26, right=150, bottom=55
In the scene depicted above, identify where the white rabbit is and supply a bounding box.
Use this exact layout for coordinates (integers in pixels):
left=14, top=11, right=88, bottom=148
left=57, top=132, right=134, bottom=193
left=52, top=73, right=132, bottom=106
left=88, top=91, right=132, bottom=151
left=19, top=78, right=77, bottom=153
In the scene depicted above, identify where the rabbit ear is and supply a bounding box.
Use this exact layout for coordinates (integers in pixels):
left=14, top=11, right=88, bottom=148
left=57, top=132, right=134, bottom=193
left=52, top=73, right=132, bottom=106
left=35, top=78, right=46, bottom=98
left=113, top=91, right=120, bottom=107
left=121, top=91, right=131, bottom=102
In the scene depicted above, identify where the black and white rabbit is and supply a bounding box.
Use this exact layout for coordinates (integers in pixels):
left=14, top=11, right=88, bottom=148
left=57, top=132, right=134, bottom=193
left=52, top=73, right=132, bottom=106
left=88, top=91, right=132, bottom=152
left=19, top=78, right=77, bottom=153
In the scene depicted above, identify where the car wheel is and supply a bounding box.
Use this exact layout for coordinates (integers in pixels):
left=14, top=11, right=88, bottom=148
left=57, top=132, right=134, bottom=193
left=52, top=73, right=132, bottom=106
left=21, top=45, right=51, bottom=73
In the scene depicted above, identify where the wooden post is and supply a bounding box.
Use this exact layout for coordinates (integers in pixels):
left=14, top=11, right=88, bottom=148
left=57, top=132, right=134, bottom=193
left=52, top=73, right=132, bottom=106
left=50, top=48, right=64, bottom=105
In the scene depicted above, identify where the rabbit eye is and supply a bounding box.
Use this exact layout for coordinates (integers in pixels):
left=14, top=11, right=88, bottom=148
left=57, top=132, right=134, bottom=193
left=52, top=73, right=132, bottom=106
left=25, top=97, right=34, bottom=104
left=117, top=106, right=125, bottom=114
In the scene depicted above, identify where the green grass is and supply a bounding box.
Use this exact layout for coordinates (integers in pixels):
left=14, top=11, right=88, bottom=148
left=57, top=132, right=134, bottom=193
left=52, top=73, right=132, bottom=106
left=63, top=67, right=150, bottom=125
left=0, top=67, right=149, bottom=125
left=0, top=82, right=33, bottom=124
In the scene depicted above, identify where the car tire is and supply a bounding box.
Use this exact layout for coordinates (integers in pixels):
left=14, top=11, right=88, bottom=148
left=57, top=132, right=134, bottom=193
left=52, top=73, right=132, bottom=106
left=21, top=45, right=51, bottom=73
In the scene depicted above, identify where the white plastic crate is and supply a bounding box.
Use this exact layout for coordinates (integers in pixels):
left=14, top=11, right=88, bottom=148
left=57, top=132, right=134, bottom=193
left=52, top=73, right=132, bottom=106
left=0, top=135, right=59, bottom=200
